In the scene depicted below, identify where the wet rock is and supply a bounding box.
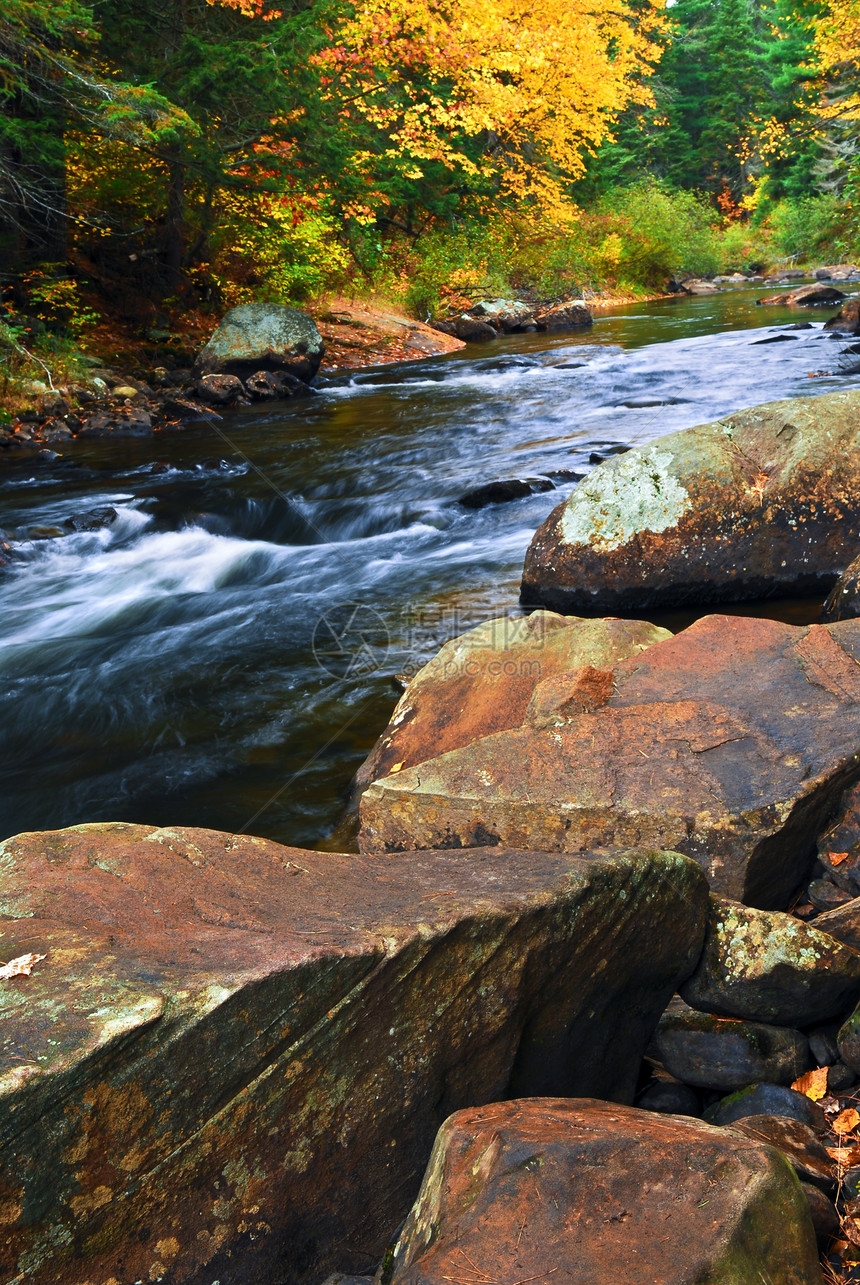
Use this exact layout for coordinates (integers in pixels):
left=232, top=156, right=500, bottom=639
left=533, top=299, right=593, bottom=329
left=651, top=1005, right=809, bottom=1090
left=637, top=1078, right=701, bottom=1116
left=360, top=614, right=860, bottom=908
left=822, top=554, right=860, bottom=623
left=62, top=507, right=118, bottom=533
left=807, top=879, right=853, bottom=911
left=38, top=418, right=72, bottom=441
left=521, top=389, right=860, bottom=613
left=823, top=298, right=860, bottom=334
left=386, top=1098, right=822, bottom=1285
left=469, top=299, right=536, bottom=332
left=705, top=1083, right=826, bottom=1130
left=195, top=372, right=246, bottom=405
left=192, top=302, right=324, bottom=382
left=78, top=407, right=153, bottom=437
left=801, top=1182, right=841, bottom=1243
left=457, top=477, right=555, bottom=508
left=728, top=1115, right=835, bottom=1189
left=680, top=896, right=860, bottom=1026
left=0, top=824, right=707, bottom=1285
left=245, top=368, right=312, bottom=400
left=156, top=396, right=213, bottom=423
left=353, top=611, right=671, bottom=812
left=758, top=284, right=847, bottom=306
left=111, top=384, right=140, bottom=399
left=818, top=781, right=860, bottom=892
left=683, top=279, right=719, bottom=294
left=751, top=333, right=799, bottom=344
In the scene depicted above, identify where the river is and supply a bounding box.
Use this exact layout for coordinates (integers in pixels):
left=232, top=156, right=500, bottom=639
left=2, top=284, right=858, bottom=847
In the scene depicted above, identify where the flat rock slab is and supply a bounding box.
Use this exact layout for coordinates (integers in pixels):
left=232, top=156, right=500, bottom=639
left=521, top=389, right=860, bottom=613
left=360, top=614, right=860, bottom=907
left=354, top=610, right=670, bottom=804
left=0, top=824, right=707, bottom=1285
left=387, top=1098, right=822, bottom=1285
left=680, top=895, right=860, bottom=1025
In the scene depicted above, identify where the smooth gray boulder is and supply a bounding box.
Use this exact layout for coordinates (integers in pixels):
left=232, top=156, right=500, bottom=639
left=652, top=1004, right=809, bottom=1090
left=192, top=302, right=324, bottom=382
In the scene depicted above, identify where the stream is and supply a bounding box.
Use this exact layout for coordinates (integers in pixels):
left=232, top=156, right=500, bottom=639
left=2, top=284, right=859, bottom=847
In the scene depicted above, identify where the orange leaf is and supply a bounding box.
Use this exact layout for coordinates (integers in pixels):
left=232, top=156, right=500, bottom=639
left=827, top=1144, right=860, bottom=1167
left=792, top=1066, right=829, bottom=1100
left=828, top=851, right=851, bottom=866
left=834, top=1108, right=860, bottom=1135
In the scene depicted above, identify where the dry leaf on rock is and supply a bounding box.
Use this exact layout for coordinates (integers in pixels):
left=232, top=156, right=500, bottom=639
left=833, top=1108, right=860, bottom=1135
left=793, top=1066, right=830, bottom=1100
left=0, top=952, right=46, bottom=980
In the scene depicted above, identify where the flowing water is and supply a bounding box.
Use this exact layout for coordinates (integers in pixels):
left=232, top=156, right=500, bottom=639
left=2, top=285, right=859, bottom=847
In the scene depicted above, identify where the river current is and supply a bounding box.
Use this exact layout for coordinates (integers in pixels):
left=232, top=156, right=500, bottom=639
left=2, top=285, right=858, bottom=846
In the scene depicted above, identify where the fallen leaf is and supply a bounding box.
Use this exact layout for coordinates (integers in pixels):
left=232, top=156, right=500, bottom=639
left=792, top=1066, right=829, bottom=1100
left=389, top=762, right=404, bottom=774
left=0, top=952, right=46, bottom=981
left=833, top=1107, right=860, bottom=1135
left=827, top=1144, right=860, bottom=1167
left=827, top=851, right=851, bottom=866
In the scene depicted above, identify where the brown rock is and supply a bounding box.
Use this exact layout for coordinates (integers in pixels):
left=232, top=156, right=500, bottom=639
left=521, top=390, right=860, bottom=614
left=195, top=372, right=246, bottom=405
left=815, top=894, right=860, bottom=953
left=823, top=298, right=860, bottom=333
left=387, top=1098, right=823, bottom=1285
left=728, top=1115, right=835, bottom=1189
left=353, top=611, right=671, bottom=808
left=534, top=299, right=593, bottom=329
left=79, top=407, right=153, bottom=437
left=758, top=284, right=846, bottom=305
left=800, top=1182, right=840, bottom=1244
left=360, top=614, right=860, bottom=907
left=0, top=824, right=707, bottom=1285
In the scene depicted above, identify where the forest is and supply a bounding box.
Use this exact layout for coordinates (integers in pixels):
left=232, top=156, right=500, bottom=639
left=0, top=0, right=859, bottom=384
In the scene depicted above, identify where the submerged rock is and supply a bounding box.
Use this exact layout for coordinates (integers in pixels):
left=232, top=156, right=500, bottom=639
left=680, top=896, right=860, bottom=1025
left=386, top=1098, right=822, bottom=1285
left=359, top=614, right=860, bottom=908
left=0, top=823, right=706, bottom=1285
left=521, top=390, right=860, bottom=613
left=457, top=477, right=555, bottom=508
left=192, top=302, right=324, bottom=382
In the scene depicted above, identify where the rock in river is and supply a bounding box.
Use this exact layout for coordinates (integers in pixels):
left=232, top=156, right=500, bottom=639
left=680, top=896, right=860, bottom=1026
left=192, top=302, right=324, bottom=382
left=353, top=610, right=671, bottom=807
left=521, top=390, right=860, bottom=614
left=757, top=284, right=846, bottom=306
left=0, top=823, right=707, bottom=1285
left=359, top=614, right=860, bottom=908
left=386, top=1098, right=822, bottom=1285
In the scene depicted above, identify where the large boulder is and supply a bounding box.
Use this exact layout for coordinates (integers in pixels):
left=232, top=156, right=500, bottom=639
left=680, top=896, right=860, bottom=1025
left=757, top=284, right=846, bottom=305
left=353, top=611, right=671, bottom=805
left=0, top=823, right=707, bottom=1285
left=521, top=390, right=860, bottom=613
left=192, top=303, right=324, bottom=382
left=359, top=614, right=860, bottom=908
left=469, top=299, right=536, bottom=332
left=386, top=1098, right=822, bottom=1285
left=534, top=299, right=593, bottom=329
